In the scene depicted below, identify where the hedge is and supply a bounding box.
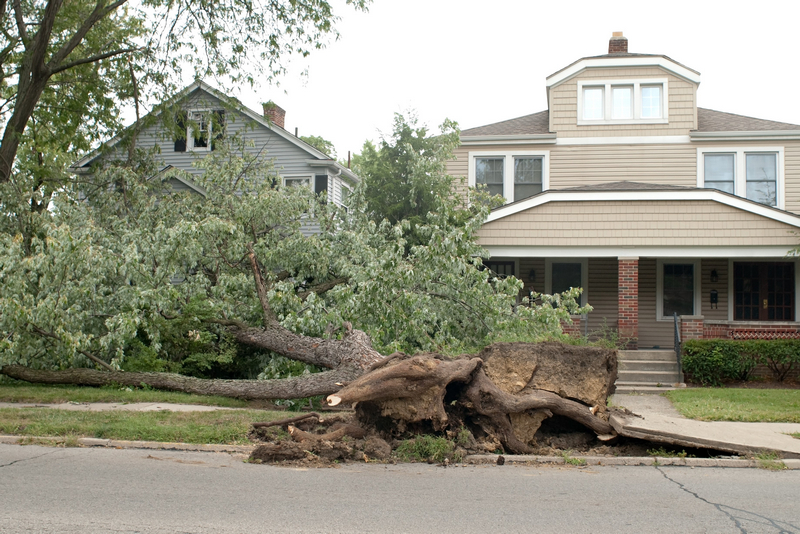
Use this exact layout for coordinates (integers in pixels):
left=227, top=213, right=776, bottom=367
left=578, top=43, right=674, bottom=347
left=682, top=339, right=800, bottom=386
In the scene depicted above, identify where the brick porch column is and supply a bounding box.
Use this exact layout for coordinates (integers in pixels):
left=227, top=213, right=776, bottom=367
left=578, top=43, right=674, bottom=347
left=618, top=257, right=639, bottom=349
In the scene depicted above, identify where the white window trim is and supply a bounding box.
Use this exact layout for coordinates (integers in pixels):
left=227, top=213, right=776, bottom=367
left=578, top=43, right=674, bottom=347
left=577, top=78, right=669, bottom=125
left=187, top=109, right=213, bottom=152
left=282, top=174, right=313, bottom=188
left=468, top=150, right=550, bottom=204
left=656, top=259, right=701, bottom=321
left=544, top=258, right=588, bottom=306
left=696, top=146, right=785, bottom=210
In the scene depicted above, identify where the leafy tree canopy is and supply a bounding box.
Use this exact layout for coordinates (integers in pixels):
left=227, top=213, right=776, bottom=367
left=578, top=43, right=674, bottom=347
left=300, top=135, right=337, bottom=159
left=0, top=135, right=587, bottom=380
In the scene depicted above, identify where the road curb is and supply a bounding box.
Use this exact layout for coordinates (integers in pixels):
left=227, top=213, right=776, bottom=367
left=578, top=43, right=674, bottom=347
left=2, top=435, right=798, bottom=469
left=465, top=454, right=800, bottom=469
left=0, top=434, right=255, bottom=454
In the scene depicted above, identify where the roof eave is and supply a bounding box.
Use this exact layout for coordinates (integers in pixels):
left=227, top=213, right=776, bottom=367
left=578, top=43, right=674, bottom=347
left=691, top=130, right=800, bottom=142
left=546, top=56, right=702, bottom=88
left=460, top=134, right=557, bottom=146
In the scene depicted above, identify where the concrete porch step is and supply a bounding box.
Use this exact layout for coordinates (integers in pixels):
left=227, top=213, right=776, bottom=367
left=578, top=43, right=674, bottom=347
left=614, top=383, right=683, bottom=395
left=618, top=369, right=681, bottom=383
left=618, top=360, right=679, bottom=372
left=618, top=349, right=677, bottom=362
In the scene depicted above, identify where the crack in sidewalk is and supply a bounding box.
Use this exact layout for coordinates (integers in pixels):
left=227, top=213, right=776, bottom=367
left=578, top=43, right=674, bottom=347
left=656, top=466, right=798, bottom=533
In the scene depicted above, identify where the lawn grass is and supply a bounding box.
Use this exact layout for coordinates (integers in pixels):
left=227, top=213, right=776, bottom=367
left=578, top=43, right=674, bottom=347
left=0, top=407, right=288, bottom=444
left=664, top=388, right=800, bottom=423
left=0, top=383, right=250, bottom=408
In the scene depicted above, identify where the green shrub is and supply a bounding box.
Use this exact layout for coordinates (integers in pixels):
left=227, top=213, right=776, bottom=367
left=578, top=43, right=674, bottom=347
left=682, top=339, right=800, bottom=385
left=395, top=435, right=461, bottom=463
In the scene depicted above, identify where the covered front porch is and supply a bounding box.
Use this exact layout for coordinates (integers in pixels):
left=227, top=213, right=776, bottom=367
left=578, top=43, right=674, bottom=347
left=486, top=255, right=800, bottom=350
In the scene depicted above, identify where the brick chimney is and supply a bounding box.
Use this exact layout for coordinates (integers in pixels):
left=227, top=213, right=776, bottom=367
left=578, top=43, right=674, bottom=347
left=608, top=31, right=628, bottom=54
left=262, top=101, right=285, bottom=128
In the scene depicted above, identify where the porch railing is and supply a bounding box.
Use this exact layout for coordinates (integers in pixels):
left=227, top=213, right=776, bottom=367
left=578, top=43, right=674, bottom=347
left=673, top=312, right=682, bottom=379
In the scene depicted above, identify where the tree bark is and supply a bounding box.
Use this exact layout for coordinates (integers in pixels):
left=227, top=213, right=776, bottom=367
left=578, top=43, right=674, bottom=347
left=0, top=364, right=362, bottom=400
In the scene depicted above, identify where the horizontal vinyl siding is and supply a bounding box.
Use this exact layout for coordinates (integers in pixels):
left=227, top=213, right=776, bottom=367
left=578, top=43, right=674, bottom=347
left=586, top=258, right=618, bottom=334
left=549, top=67, right=696, bottom=137
left=638, top=259, right=674, bottom=349
left=701, top=259, right=728, bottom=321
left=549, top=143, right=697, bottom=188
left=477, top=200, right=799, bottom=247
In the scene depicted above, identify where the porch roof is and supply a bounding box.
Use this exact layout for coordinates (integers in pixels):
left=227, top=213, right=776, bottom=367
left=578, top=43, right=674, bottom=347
left=478, top=182, right=800, bottom=258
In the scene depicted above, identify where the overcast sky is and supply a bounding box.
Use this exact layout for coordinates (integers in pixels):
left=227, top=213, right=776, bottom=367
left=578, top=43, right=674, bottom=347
left=228, top=0, right=800, bottom=159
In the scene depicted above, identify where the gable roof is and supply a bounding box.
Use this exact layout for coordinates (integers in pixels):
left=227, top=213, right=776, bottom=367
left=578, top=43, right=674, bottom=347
left=71, top=80, right=358, bottom=183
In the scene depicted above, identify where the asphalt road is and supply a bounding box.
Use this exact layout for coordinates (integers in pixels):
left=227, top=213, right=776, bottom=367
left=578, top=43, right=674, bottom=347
left=2, top=443, right=799, bottom=533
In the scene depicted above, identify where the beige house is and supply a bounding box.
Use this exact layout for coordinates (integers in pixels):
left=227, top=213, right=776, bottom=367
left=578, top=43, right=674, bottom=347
left=450, top=33, right=800, bottom=353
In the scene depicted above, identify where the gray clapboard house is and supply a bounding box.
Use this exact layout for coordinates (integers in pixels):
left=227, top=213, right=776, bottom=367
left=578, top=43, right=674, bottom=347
left=71, top=80, right=357, bottom=208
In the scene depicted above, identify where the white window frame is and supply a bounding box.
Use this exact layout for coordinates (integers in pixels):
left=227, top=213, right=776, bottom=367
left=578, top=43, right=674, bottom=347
left=656, top=259, right=701, bottom=321
left=577, top=78, right=669, bottom=125
left=545, top=258, right=588, bottom=306
left=283, top=175, right=312, bottom=188
left=468, top=150, right=550, bottom=204
left=696, top=147, right=785, bottom=210
left=187, top=109, right=213, bottom=152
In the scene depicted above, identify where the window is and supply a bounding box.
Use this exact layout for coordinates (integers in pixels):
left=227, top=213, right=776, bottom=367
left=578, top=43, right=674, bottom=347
left=284, top=177, right=311, bottom=188
left=174, top=110, right=225, bottom=152
left=513, top=157, right=543, bottom=201
left=475, top=158, right=504, bottom=197
left=611, top=86, right=632, bottom=120
left=657, top=260, right=700, bottom=320
left=545, top=258, right=588, bottom=305
left=469, top=151, right=549, bottom=204
left=578, top=79, right=667, bottom=124
left=483, top=260, right=515, bottom=279
left=698, top=148, right=783, bottom=208
left=583, top=87, right=604, bottom=120
left=733, top=262, right=794, bottom=321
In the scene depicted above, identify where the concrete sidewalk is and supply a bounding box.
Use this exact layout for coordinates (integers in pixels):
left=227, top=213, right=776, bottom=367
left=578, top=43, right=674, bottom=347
left=610, top=393, right=800, bottom=458
left=0, top=402, right=240, bottom=412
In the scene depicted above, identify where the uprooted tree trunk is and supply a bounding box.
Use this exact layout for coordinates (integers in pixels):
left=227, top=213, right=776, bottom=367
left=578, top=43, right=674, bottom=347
left=0, top=249, right=619, bottom=453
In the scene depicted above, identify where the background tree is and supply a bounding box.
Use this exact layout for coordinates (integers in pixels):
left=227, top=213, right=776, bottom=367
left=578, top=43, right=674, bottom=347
left=300, top=135, right=337, bottom=159
left=354, top=112, right=462, bottom=227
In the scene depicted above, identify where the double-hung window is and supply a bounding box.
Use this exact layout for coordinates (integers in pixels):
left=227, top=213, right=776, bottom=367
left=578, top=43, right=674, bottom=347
left=471, top=151, right=549, bottom=204
left=578, top=79, right=667, bottom=124
left=698, top=148, right=783, bottom=208
left=284, top=176, right=311, bottom=188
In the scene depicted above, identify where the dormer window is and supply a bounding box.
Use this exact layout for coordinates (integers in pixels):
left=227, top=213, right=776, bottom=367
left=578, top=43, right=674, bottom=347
left=578, top=79, right=668, bottom=125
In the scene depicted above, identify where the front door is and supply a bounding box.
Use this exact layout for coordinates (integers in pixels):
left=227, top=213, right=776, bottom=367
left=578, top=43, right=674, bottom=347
left=733, top=262, right=794, bottom=321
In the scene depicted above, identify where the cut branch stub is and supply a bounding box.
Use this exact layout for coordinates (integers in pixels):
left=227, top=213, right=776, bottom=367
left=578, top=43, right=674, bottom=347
left=327, top=355, right=481, bottom=426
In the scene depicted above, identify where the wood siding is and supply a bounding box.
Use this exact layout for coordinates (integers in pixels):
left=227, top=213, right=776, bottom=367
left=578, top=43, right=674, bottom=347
left=549, top=67, right=697, bottom=137
left=477, top=200, right=799, bottom=248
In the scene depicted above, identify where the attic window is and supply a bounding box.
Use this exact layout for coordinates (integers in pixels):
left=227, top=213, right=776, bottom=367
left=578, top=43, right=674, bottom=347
left=174, top=110, right=225, bottom=152
left=578, top=79, right=668, bottom=125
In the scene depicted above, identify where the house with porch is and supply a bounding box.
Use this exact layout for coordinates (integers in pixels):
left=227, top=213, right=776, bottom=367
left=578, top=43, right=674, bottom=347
left=450, top=33, right=800, bottom=386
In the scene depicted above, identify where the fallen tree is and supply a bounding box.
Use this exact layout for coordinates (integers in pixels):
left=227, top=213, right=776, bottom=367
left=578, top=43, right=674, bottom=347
left=1, top=123, right=612, bottom=454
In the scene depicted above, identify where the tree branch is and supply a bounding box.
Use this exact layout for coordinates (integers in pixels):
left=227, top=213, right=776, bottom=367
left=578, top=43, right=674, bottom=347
left=47, top=0, right=128, bottom=71
left=28, top=324, right=115, bottom=372
left=297, top=277, right=348, bottom=301
left=247, top=242, right=276, bottom=326
left=50, top=46, right=139, bottom=75
left=12, top=0, right=28, bottom=45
